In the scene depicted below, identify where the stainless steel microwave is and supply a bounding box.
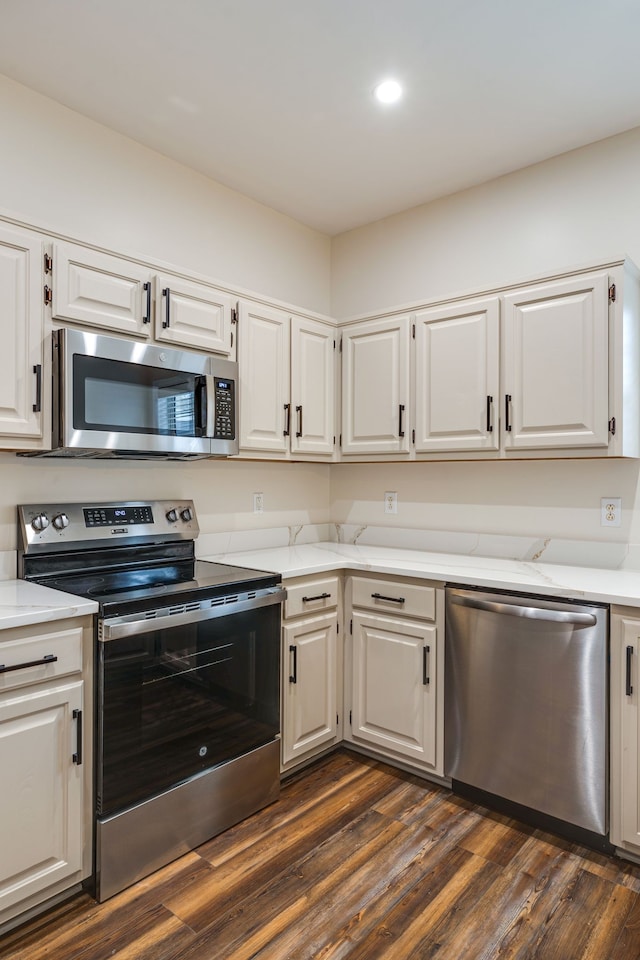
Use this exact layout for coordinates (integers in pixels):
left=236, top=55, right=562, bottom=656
left=45, top=328, right=238, bottom=459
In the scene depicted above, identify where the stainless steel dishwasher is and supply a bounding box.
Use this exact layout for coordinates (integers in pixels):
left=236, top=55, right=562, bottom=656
left=445, top=586, right=608, bottom=845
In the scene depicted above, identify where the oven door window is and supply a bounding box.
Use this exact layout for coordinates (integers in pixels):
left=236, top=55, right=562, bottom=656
left=98, top=605, right=280, bottom=817
left=73, top=354, right=207, bottom=437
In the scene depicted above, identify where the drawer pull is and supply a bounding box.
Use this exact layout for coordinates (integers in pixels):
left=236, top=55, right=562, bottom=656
left=0, top=653, right=58, bottom=674
left=302, top=592, right=332, bottom=603
left=371, top=592, right=405, bottom=605
left=626, top=645, right=634, bottom=697
left=289, top=644, right=297, bottom=684
left=423, top=645, right=430, bottom=685
left=73, top=709, right=83, bottom=765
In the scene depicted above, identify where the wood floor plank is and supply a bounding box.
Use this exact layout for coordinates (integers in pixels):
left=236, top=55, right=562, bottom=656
left=162, top=763, right=402, bottom=932
left=4, top=750, right=640, bottom=960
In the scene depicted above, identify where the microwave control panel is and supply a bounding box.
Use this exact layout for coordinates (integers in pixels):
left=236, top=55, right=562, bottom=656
left=214, top=378, right=236, bottom=440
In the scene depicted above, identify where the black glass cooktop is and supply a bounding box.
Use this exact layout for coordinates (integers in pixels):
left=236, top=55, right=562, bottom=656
left=31, top=559, right=281, bottom=617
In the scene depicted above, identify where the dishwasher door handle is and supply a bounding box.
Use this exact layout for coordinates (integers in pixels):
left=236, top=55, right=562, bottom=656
left=449, top=593, right=597, bottom=626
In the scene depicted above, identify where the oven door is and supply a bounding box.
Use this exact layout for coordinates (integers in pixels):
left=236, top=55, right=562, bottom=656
left=54, top=328, right=214, bottom=457
left=97, top=595, right=282, bottom=818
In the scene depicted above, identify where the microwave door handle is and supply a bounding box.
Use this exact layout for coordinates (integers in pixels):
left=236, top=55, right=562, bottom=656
left=205, top=374, right=215, bottom=437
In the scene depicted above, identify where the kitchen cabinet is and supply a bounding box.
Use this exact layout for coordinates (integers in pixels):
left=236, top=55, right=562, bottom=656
left=51, top=241, right=153, bottom=338
left=414, top=297, right=500, bottom=453
left=610, top=608, right=640, bottom=856
left=0, top=224, right=45, bottom=446
left=0, top=617, right=93, bottom=928
left=501, top=272, right=609, bottom=450
left=51, top=241, right=234, bottom=355
left=345, top=575, right=443, bottom=773
left=341, top=315, right=411, bottom=456
left=153, top=275, right=233, bottom=356
left=346, top=259, right=639, bottom=461
left=281, top=575, right=341, bottom=771
left=238, top=301, right=336, bottom=459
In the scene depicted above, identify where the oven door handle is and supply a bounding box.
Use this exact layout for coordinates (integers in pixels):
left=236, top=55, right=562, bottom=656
left=100, top=587, right=287, bottom=641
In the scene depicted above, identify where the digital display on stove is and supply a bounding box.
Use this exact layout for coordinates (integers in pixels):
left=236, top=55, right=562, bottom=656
left=83, top=506, right=154, bottom=527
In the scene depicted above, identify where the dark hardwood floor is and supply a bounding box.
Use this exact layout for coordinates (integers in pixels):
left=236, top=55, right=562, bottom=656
left=3, top=749, right=640, bottom=959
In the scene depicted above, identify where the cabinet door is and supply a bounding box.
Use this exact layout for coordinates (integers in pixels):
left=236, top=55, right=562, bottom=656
left=0, top=225, right=44, bottom=440
left=351, top=612, right=436, bottom=766
left=415, top=298, right=500, bottom=452
left=290, top=316, right=335, bottom=456
left=238, top=301, right=290, bottom=453
left=341, top=316, right=411, bottom=455
left=0, top=680, right=83, bottom=916
left=611, top=616, right=640, bottom=852
left=282, top=614, right=338, bottom=766
left=52, top=241, right=152, bottom=337
left=154, top=275, right=233, bottom=355
left=502, top=273, right=609, bottom=449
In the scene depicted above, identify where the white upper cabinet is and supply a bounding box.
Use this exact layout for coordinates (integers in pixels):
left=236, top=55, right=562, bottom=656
left=52, top=241, right=152, bottom=337
left=341, top=315, right=411, bottom=455
left=154, top=274, right=233, bottom=355
left=0, top=224, right=44, bottom=442
left=290, top=316, right=335, bottom=456
left=502, top=273, right=609, bottom=450
left=238, top=301, right=290, bottom=453
left=238, top=302, right=336, bottom=459
left=415, top=298, right=500, bottom=453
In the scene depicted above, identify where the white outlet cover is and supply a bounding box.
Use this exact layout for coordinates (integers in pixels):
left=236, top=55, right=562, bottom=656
left=600, top=497, right=621, bottom=527
left=384, top=491, right=398, bottom=515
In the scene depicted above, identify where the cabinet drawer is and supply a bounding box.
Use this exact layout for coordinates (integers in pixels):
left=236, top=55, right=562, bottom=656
left=351, top=577, right=435, bottom=621
left=285, top=577, right=339, bottom=619
left=0, top=625, right=84, bottom=693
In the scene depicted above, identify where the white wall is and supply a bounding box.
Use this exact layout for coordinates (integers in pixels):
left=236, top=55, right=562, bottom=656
left=0, top=75, right=331, bottom=315
left=331, top=126, right=640, bottom=318
left=0, top=454, right=330, bottom=557
left=330, top=127, right=640, bottom=565
left=0, top=75, right=332, bottom=567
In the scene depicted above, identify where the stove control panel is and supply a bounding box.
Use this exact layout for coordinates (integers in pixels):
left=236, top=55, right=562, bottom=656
left=18, top=500, right=199, bottom=554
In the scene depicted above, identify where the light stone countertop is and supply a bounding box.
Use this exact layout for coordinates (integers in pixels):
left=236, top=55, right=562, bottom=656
left=201, top=542, right=640, bottom=608
left=0, top=580, right=98, bottom=630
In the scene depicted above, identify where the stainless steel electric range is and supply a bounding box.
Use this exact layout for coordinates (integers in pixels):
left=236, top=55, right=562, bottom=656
left=18, top=500, right=285, bottom=901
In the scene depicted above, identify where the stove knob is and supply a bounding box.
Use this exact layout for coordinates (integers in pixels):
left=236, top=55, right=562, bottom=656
left=180, top=507, right=193, bottom=522
left=166, top=509, right=178, bottom=523
left=31, top=513, right=50, bottom=532
left=52, top=512, right=70, bottom=531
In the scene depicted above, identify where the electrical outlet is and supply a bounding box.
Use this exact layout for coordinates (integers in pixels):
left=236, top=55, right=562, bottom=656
left=601, top=497, right=621, bottom=527
left=253, top=492, right=264, bottom=514
left=384, top=491, right=398, bottom=515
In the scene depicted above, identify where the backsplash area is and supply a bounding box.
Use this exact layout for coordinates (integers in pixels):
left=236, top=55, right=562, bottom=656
left=3, top=454, right=640, bottom=578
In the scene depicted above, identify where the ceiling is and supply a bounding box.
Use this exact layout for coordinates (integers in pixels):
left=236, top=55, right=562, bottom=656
left=2, top=0, right=640, bottom=236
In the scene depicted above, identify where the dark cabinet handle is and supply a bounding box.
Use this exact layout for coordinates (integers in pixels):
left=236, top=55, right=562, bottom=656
left=505, top=394, right=512, bottom=432
left=398, top=404, right=405, bottom=438
left=289, top=644, right=297, bottom=684
left=486, top=395, right=493, bottom=433
left=33, top=364, right=42, bottom=413
left=283, top=403, right=291, bottom=437
left=73, top=708, right=83, bottom=765
left=0, top=653, right=57, bottom=674
left=302, top=592, right=331, bottom=603
left=423, top=645, right=430, bottom=685
left=626, top=645, right=634, bottom=697
left=296, top=405, right=303, bottom=438
left=371, top=592, right=405, bottom=604
left=162, top=287, right=171, bottom=328
left=143, top=281, right=151, bottom=324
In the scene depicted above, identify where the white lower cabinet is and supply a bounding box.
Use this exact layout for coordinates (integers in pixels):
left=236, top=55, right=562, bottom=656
left=0, top=618, right=93, bottom=929
left=610, top=609, right=640, bottom=854
left=281, top=576, right=341, bottom=771
left=346, top=575, right=443, bottom=775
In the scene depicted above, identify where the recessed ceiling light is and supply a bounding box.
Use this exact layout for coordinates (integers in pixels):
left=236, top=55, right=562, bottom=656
left=374, top=79, right=403, bottom=104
